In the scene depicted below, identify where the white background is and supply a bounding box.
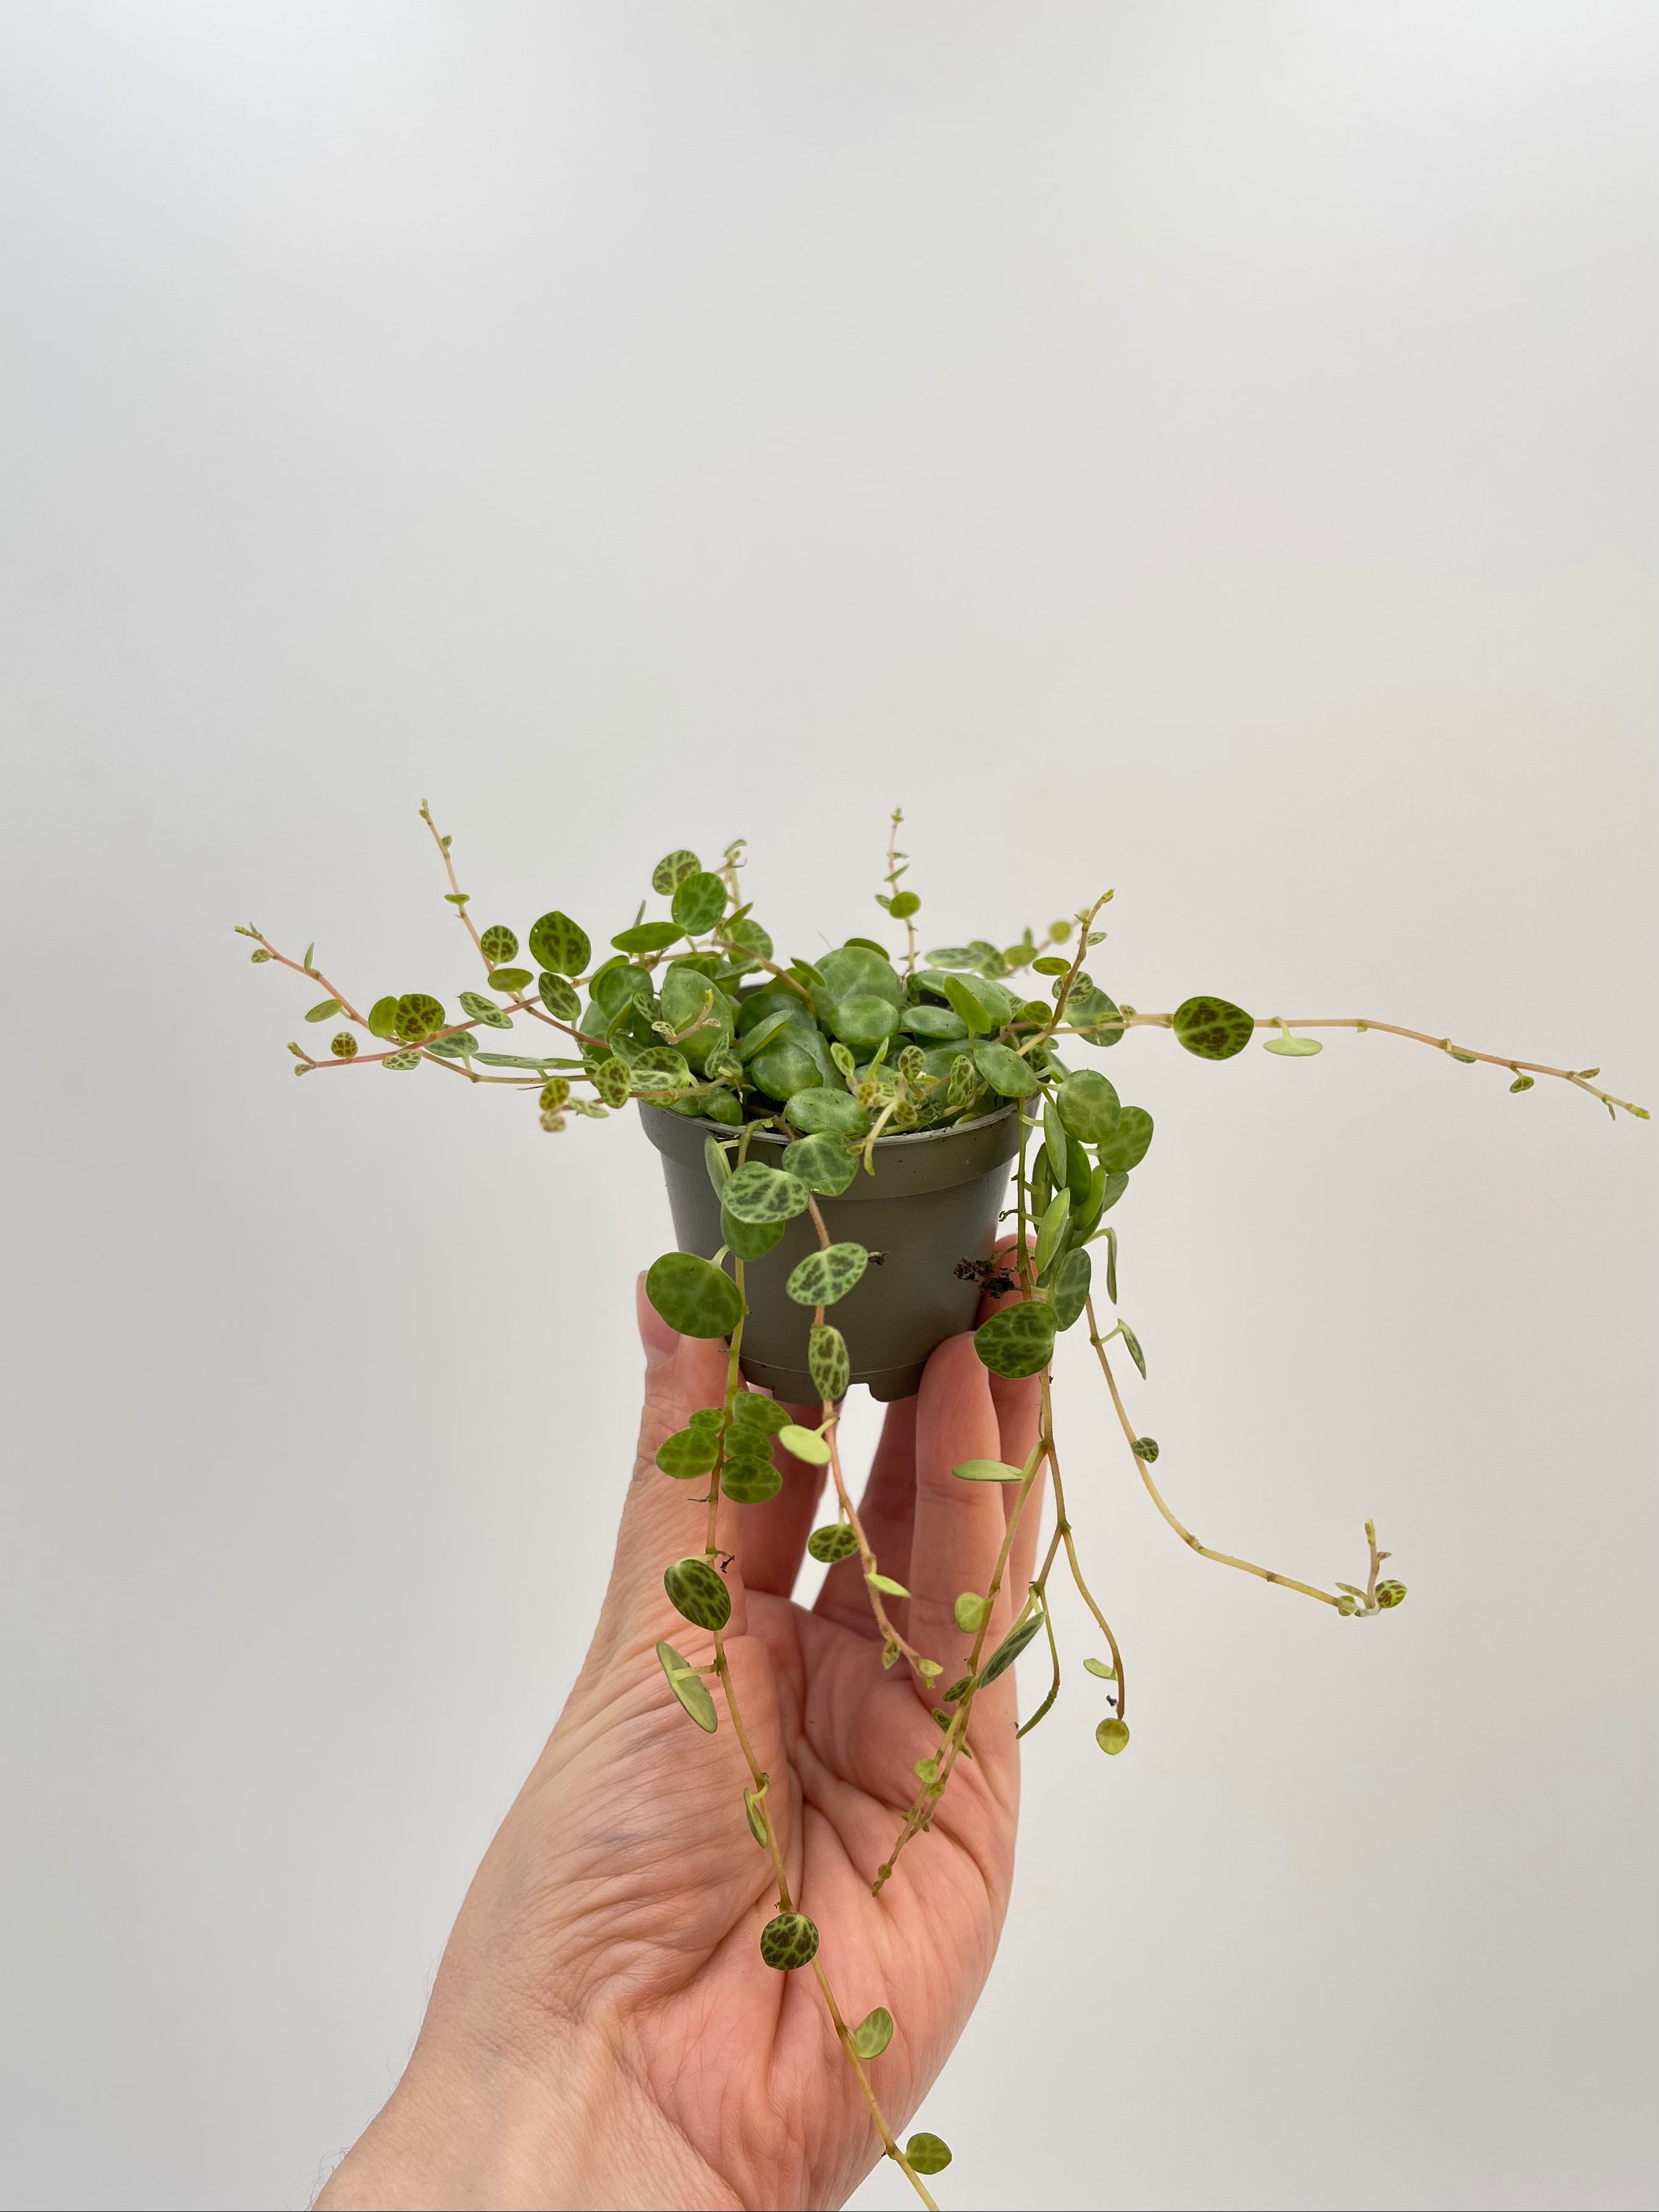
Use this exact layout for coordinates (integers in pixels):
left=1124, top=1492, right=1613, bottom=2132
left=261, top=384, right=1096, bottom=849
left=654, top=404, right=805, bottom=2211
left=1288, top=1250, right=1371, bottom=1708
left=1, top=5, right=1654, bottom=2208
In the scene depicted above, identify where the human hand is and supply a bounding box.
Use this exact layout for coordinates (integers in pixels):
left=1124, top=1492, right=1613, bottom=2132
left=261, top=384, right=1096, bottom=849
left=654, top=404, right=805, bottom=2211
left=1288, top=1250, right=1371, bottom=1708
left=319, top=1270, right=1042, bottom=2211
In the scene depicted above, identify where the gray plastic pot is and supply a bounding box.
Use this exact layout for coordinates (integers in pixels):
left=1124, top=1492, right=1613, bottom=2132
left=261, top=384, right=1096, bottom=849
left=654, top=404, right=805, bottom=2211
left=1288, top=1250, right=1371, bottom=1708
left=641, top=1101, right=1022, bottom=1402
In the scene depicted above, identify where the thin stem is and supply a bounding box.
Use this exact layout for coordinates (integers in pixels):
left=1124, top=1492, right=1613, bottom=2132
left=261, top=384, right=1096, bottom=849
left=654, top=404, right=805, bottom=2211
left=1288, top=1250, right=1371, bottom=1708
left=1057, top=1011, right=1646, bottom=1120
left=1017, top=892, right=1112, bottom=1059
left=709, top=1651, right=936, bottom=2210
left=1085, top=1295, right=1341, bottom=1609
left=1038, top=1371, right=1126, bottom=1705
left=884, top=809, right=918, bottom=978
left=419, top=799, right=489, bottom=970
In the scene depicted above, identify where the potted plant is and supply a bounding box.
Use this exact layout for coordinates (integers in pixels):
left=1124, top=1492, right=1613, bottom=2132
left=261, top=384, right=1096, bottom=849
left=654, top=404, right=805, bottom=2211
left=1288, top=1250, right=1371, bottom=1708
left=244, top=802, right=1645, bottom=2205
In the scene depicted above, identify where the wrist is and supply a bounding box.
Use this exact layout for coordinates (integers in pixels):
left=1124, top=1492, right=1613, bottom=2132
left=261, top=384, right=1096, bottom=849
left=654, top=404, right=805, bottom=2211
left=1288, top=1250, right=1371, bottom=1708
left=316, top=2016, right=737, bottom=2212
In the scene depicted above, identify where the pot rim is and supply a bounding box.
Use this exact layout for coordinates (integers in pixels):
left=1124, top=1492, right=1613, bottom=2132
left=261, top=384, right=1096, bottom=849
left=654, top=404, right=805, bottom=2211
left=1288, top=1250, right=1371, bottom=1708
left=641, top=1098, right=1018, bottom=1150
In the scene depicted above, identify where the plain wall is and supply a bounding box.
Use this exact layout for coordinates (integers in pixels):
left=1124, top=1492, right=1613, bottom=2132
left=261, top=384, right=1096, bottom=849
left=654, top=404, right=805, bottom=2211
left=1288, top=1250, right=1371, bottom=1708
left=1, top=5, right=1654, bottom=2208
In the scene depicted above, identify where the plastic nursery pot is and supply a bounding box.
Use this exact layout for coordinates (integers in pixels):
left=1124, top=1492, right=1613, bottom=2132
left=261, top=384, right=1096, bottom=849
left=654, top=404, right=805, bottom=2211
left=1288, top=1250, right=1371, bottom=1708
left=641, top=1101, right=1022, bottom=1402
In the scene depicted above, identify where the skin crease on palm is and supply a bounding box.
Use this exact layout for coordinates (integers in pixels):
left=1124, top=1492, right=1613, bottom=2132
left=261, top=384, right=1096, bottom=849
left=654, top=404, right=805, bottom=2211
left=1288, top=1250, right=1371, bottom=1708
left=317, top=1254, right=1044, bottom=2212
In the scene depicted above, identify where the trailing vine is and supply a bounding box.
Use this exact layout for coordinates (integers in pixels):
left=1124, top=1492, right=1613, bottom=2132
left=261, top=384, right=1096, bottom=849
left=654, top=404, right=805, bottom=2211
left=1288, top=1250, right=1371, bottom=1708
left=244, top=802, right=1646, bottom=2201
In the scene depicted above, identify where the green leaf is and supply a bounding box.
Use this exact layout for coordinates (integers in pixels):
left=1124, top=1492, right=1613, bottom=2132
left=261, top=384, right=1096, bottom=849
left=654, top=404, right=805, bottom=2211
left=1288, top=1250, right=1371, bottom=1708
left=1173, top=995, right=1255, bottom=1061
left=592, top=1058, right=631, bottom=1108
left=656, top=1640, right=717, bottom=1732
left=940, top=974, right=994, bottom=1034
left=367, top=995, right=400, bottom=1040
left=827, top=992, right=901, bottom=1051
left=1097, top=1105, right=1153, bottom=1174
left=646, top=1252, right=745, bottom=1339
left=973, top=1302, right=1057, bottom=1379
left=651, top=849, right=702, bottom=895
left=1042, top=1097, right=1068, bottom=1187
left=703, top=1136, right=732, bottom=1195
left=1376, top=1579, right=1408, bottom=1609
left=783, top=1133, right=860, bottom=1197
left=751, top=1038, right=833, bottom=1103
left=381, top=1050, right=422, bottom=1070
left=304, top=998, right=343, bottom=1022
left=656, top=1423, right=722, bottom=1478
left=723, top=1161, right=812, bottom=1224
left=672, top=871, right=728, bottom=935
left=537, top=971, right=581, bottom=1022
left=820, top=945, right=904, bottom=1007
left=329, top=1031, right=358, bottom=1060
left=887, top=891, right=920, bottom=919
left=981, top=1607, right=1045, bottom=1685
left=663, top=1555, right=732, bottom=1632
left=1103, top=1225, right=1118, bottom=1304
left=808, top=1323, right=851, bottom=1402
left=1510, top=1074, right=1535, bottom=1093
left=905, top=2133, right=952, bottom=2177
left=786, top=1243, right=869, bottom=1307
left=394, top=992, right=446, bottom=1042
left=759, top=1911, right=819, bottom=1971
left=458, top=989, right=513, bottom=1030
left=1051, top=1247, right=1092, bottom=1331
left=426, top=1033, right=478, bottom=1058
left=611, top=922, right=684, bottom=955
left=954, top=1591, right=988, bottom=1632
left=808, top=1523, right=859, bottom=1563
left=720, top=1453, right=783, bottom=1504
left=1131, top=1434, right=1159, bottom=1461
left=1056, top=1069, right=1120, bottom=1142
left=973, top=1040, right=1039, bottom=1097
left=485, top=966, right=533, bottom=993
left=1084, top=1655, right=1117, bottom=1680
left=627, top=1045, right=694, bottom=1094
left=720, top=1202, right=786, bottom=1262
left=478, top=924, right=519, bottom=962
left=477, top=1051, right=584, bottom=1070
left=735, top=1008, right=795, bottom=1062
left=853, top=2006, right=895, bottom=2059
left=724, top=916, right=775, bottom=962
left=528, top=911, right=591, bottom=976
left=779, top=1423, right=831, bottom=1464
left=743, top=1783, right=770, bottom=1846
left=1096, top=1716, right=1131, bottom=1754
left=867, top=1571, right=909, bottom=1596
left=302, top=942, right=314, bottom=969
left=899, top=1004, right=969, bottom=1042
left=1265, top=1033, right=1323, bottom=1056
left=1118, top=1320, right=1147, bottom=1379
left=951, top=1457, right=1026, bottom=1482
left=1034, top=1189, right=1071, bottom=1274
left=731, top=1391, right=791, bottom=1437
left=783, top=1088, right=870, bottom=1137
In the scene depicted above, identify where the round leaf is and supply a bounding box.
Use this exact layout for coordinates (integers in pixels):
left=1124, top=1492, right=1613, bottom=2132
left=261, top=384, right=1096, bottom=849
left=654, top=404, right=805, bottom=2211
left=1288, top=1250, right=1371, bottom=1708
left=1083, top=1655, right=1117, bottom=1680
left=381, top=1050, right=422, bottom=1070
left=647, top=1252, right=745, bottom=1339
left=478, top=924, right=519, bottom=962
left=367, top=995, right=400, bottom=1040
left=657, top=1425, right=722, bottom=1479
left=1132, top=1435, right=1159, bottom=1462
left=458, top=989, right=513, bottom=1030
left=394, top=992, right=446, bottom=1043
left=906, top=2134, right=953, bottom=2177
left=628, top=1046, right=694, bottom=1094
left=759, top=1911, right=819, bottom=1971
left=611, top=922, right=684, bottom=955
left=1376, top=1578, right=1408, bottom=1609
left=537, top=971, right=581, bottom=1021
left=853, top=2007, right=895, bottom=2060
left=1173, top=995, right=1255, bottom=1061
left=724, top=916, right=774, bottom=962
left=652, top=849, right=702, bottom=895
left=721, top=1204, right=787, bottom=1262
left=1096, top=1104, right=1154, bottom=1174
left=329, top=1031, right=358, bottom=1059
left=1096, top=1716, right=1131, bottom=1754
left=485, top=966, right=533, bottom=994
left=951, top=1457, right=1025, bottom=1482
left=720, top=1454, right=783, bottom=1504
left=784, top=1133, right=860, bottom=1197
left=867, top=1571, right=909, bottom=1597
left=304, top=997, right=343, bottom=1023
left=723, top=1162, right=812, bottom=1224
left=973, top=1302, right=1057, bottom=1379
left=899, top=1004, right=968, bottom=1041
left=731, top=1391, right=791, bottom=1436
left=807, top=1523, right=859, bottom=1563
left=656, top=1640, right=717, bottom=1732
left=663, top=1554, right=731, bottom=1632
left=528, top=911, right=591, bottom=976
left=672, top=871, right=728, bottom=936
left=808, top=1323, right=851, bottom=1402
left=786, top=1243, right=869, bottom=1307
left=783, top=1088, right=870, bottom=1137
left=591, top=1056, right=631, bottom=1108
left=828, top=992, right=901, bottom=1051
left=954, top=1591, right=988, bottom=1632
left=1265, top=1033, right=1323, bottom=1056
left=1056, top=1069, right=1121, bottom=1142
left=973, top=1040, right=1039, bottom=1097
left=940, top=974, right=994, bottom=1034
left=778, top=1424, right=831, bottom=1465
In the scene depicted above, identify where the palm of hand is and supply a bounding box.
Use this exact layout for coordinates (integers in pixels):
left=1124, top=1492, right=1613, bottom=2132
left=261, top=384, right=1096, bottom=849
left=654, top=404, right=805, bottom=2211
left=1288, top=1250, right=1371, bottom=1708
left=428, top=1294, right=1042, bottom=2210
